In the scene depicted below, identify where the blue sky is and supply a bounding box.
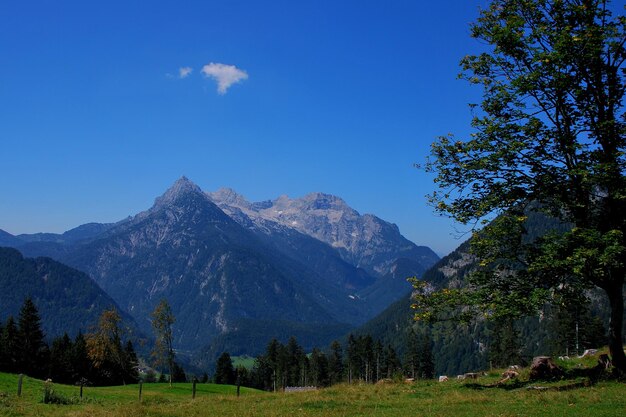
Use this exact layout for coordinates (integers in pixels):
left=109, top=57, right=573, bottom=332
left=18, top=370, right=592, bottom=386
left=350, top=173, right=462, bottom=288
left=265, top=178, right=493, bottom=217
left=0, top=0, right=490, bottom=256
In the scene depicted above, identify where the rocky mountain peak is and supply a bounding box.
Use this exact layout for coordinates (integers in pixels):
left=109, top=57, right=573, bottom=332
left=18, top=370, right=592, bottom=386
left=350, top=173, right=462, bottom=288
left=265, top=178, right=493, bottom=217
left=301, top=192, right=352, bottom=212
left=152, top=176, right=205, bottom=209
left=207, top=188, right=250, bottom=209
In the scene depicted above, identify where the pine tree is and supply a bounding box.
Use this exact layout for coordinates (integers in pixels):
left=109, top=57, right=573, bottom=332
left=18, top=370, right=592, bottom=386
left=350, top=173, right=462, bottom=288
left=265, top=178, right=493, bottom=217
left=328, top=340, right=344, bottom=385
left=17, top=298, right=47, bottom=378
left=123, top=340, right=139, bottom=383
left=214, top=352, right=235, bottom=384
left=71, top=331, right=92, bottom=383
left=171, top=361, right=187, bottom=383
left=0, top=317, right=19, bottom=373
left=309, top=348, right=329, bottom=387
left=383, top=344, right=401, bottom=379
left=418, top=331, right=435, bottom=379
left=488, top=319, right=521, bottom=369
left=404, top=327, right=420, bottom=379
left=49, top=333, right=74, bottom=384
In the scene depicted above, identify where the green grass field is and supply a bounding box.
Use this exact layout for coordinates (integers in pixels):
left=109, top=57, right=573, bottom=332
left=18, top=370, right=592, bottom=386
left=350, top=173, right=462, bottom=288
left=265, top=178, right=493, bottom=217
left=231, top=354, right=256, bottom=369
left=1, top=369, right=625, bottom=417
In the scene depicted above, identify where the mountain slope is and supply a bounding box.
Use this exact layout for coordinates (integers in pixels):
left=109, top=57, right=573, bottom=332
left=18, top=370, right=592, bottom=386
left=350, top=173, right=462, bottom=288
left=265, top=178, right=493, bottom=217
left=0, top=247, right=135, bottom=339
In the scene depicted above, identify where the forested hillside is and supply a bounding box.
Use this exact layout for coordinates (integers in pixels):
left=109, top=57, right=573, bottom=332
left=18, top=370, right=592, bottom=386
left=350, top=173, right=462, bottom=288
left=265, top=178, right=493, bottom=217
left=0, top=247, right=136, bottom=339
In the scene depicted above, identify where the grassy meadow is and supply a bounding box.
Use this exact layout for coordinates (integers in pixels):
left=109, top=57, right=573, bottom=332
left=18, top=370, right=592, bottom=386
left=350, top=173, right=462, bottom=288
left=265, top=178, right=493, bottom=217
left=1, top=368, right=625, bottom=417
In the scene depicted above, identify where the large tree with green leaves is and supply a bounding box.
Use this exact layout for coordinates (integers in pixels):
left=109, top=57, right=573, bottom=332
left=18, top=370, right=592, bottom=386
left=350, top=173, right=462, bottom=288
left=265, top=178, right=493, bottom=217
left=415, top=0, right=626, bottom=372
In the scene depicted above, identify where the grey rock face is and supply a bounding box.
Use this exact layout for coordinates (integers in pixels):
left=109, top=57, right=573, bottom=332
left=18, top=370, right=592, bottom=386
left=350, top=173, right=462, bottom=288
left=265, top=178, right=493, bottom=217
left=208, top=189, right=439, bottom=277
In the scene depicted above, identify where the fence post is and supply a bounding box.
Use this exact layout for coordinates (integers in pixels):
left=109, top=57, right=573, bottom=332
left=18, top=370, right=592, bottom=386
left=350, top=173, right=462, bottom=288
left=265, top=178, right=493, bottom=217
left=192, top=378, right=197, bottom=399
left=236, top=374, right=241, bottom=397
left=138, top=381, right=143, bottom=402
left=80, top=382, right=84, bottom=399
left=17, top=374, right=23, bottom=397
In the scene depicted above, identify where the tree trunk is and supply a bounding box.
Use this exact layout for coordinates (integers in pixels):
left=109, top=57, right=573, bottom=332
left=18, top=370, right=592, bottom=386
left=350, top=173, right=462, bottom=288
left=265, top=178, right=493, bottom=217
left=605, top=283, right=626, bottom=373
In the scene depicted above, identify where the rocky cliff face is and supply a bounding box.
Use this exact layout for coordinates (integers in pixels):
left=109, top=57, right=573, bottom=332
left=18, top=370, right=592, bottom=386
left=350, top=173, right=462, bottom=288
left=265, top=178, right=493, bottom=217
left=208, top=189, right=439, bottom=277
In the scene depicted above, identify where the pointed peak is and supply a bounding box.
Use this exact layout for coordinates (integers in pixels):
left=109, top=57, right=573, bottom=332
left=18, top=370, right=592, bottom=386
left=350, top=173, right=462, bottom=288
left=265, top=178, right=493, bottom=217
left=153, top=176, right=204, bottom=208
left=174, top=175, right=198, bottom=189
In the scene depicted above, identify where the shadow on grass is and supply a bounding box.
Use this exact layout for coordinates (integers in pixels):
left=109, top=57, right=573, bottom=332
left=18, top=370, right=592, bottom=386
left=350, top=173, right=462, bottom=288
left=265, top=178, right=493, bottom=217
left=463, top=376, right=595, bottom=392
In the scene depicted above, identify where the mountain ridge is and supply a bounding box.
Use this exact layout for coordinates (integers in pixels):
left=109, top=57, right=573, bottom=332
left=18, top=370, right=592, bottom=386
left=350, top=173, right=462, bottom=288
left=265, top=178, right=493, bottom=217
left=0, top=177, right=440, bottom=361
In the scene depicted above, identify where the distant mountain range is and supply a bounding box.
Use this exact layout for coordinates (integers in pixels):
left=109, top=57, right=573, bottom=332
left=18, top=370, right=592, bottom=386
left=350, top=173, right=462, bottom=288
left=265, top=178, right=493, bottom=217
left=0, top=177, right=438, bottom=360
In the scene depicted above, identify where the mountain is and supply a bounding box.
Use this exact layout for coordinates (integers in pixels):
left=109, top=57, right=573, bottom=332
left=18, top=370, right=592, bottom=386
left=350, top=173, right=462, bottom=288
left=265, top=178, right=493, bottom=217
left=1, top=177, right=441, bottom=362
left=57, top=177, right=369, bottom=356
left=0, top=230, right=21, bottom=247
left=356, top=210, right=623, bottom=376
left=208, top=189, right=439, bottom=278
left=0, top=222, right=117, bottom=260
left=0, top=247, right=136, bottom=339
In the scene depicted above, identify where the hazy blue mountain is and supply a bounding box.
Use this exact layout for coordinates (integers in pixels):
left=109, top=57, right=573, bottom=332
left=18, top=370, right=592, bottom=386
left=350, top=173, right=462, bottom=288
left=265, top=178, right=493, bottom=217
left=0, top=247, right=137, bottom=340
left=1, top=222, right=117, bottom=260
left=0, top=230, right=21, bottom=247
left=58, top=177, right=371, bottom=355
left=356, top=257, right=428, bottom=313
left=1, top=177, right=442, bottom=362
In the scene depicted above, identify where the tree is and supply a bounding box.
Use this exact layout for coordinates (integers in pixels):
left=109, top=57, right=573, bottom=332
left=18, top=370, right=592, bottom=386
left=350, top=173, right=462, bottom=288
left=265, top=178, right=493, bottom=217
left=404, top=327, right=421, bottom=379
left=327, top=340, right=344, bottom=385
left=416, top=0, right=626, bottom=372
left=488, top=319, right=522, bottom=369
left=122, top=340, right=140, bottom=384
left=171, top=361, right=187, bottom=383
left=0, top=316, right=19, bottom=373
left=71, top=331, right=93, bottom=383
left=418, top=331, right=435, bottom=379
left=308, top=348, right=329, bottom=387
left=49, top=333, right=75, bottom=384
left=214, top=352, right=235, bottom=384
left=85, top=308, right=131, bottom=385
left=17, top=298, right=48, bottom=378
left=151, top=299, right=175, bottom=386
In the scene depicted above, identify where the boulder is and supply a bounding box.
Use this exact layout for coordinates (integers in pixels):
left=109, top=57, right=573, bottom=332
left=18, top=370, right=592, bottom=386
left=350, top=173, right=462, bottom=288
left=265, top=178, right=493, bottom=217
left=529, top=356, right=563, bottom=380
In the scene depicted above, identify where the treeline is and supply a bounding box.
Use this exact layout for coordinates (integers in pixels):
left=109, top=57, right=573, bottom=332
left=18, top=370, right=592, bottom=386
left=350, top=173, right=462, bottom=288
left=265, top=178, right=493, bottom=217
left=0, top=298, right=138, bottom=386
left=214, top=330, right=435, bottom=391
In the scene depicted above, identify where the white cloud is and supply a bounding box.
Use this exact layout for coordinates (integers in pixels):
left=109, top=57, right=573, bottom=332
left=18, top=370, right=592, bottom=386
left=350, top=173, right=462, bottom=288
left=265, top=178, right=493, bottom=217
left=201, top=62, right=248, bottom=94
left=179, top=67, right=193, bottom=79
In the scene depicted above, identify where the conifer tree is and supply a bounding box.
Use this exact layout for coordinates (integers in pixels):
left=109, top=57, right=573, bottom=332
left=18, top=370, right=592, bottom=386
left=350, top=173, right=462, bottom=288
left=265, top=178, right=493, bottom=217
left=418, top=331, right=435, bottom=379
left=1, top=317, right=19, bottom=373
left=328, top=340, right=344, bottom=385
left=17, top=298, right=47, bottom=378
left=214, top=352, right=235, bottom=384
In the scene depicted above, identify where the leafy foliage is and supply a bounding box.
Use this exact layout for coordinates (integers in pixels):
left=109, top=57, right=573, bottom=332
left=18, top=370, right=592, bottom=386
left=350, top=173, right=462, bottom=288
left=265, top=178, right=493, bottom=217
left=85, top=308, right=139, bottom=385
left=420, top=0, right=626, bottom=371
